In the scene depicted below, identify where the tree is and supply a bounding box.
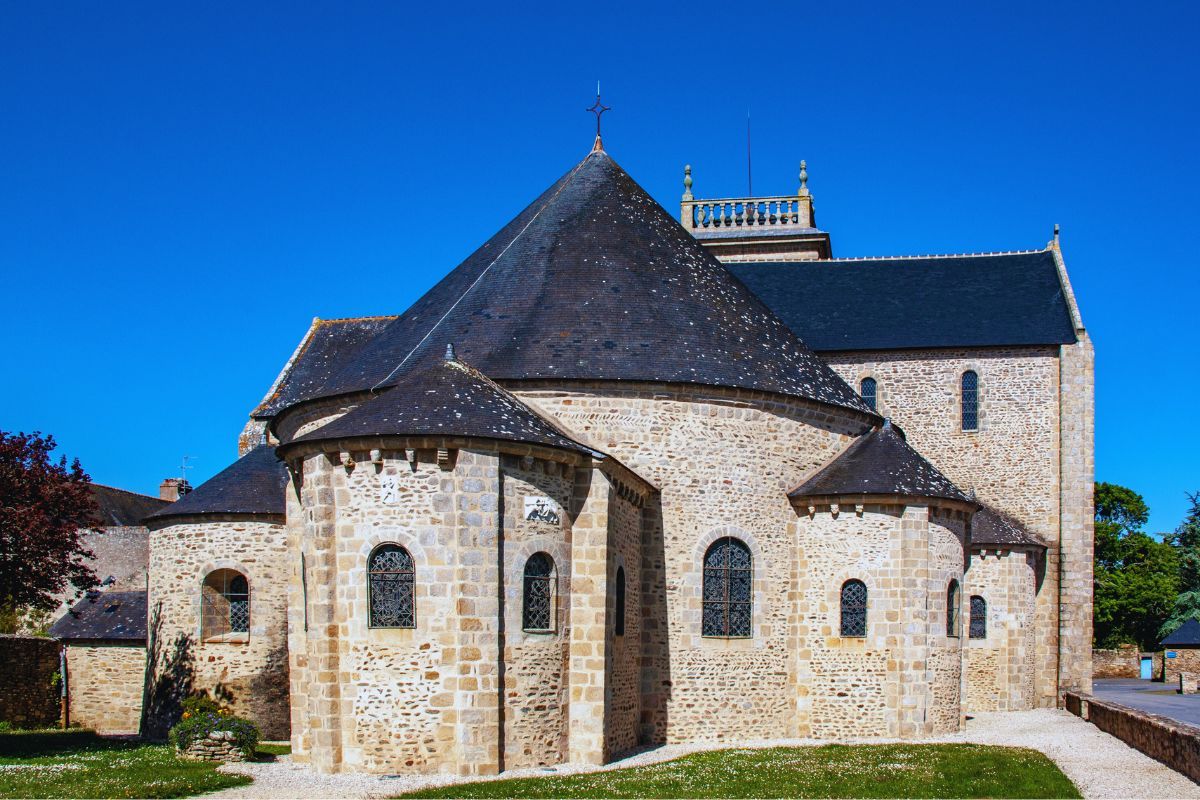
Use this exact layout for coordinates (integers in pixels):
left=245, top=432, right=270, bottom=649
left=1161, top=491, right=1200, bottom=639
left=1093, top=482, right=1180, bottom=650
left=0, top=430, right=99, bottom=631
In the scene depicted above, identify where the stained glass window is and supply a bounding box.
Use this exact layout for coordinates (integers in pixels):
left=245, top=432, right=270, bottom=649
left=522, top=552, right=554, bottom=632
left=947, top=579, right=961, bottom=637
left=369, top=544, right=415, bottom=628
left=701, top=537, right=752, bottom=637
left=840, top=579, right=867, bottom=637
left=961, top=371, right=979, bottom=431
left=201, top=569, right=250, bottom=639
left=615, top=566, right=626, bottom=637
left=970, top=595, right=987, bottom=639
left=860, top=377, right=877, bottom=412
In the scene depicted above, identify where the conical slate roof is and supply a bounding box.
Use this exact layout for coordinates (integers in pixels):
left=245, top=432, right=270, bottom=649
left=311, top=150, right=872, bottom=416
left=146, top=445, right=289, bottom=522
left=789, top=421, right=973, bottom=504
left=287, top=350, right=600, bottom=457
left=971, top=503, right=1046, bottom=549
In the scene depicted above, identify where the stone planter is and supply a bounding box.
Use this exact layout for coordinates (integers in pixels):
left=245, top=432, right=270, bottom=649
left=181, top=730, right=248, bottom=762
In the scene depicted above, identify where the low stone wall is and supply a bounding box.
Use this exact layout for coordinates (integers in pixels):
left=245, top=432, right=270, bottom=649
left=1065, top=691, right=1200, bottom=784
left=65, top=644, right=146, bottom=734
left=182, top=730, right=247, bottom=762
left=0, top=635, right=61, bottom=728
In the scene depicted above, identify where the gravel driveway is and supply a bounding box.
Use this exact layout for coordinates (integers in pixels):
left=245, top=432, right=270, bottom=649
left=209, top=709, right=1200, bottom=799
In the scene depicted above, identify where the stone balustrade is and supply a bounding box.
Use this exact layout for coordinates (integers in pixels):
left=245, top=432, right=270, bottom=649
left=681, top=195, right=814, bottom=232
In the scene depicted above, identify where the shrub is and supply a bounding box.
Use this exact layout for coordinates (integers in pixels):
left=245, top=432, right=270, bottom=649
left=168, top=695, right=259, bottom=758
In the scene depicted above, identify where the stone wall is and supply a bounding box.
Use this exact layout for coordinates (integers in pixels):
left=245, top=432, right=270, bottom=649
left=1092, top=645, right=1139, bottom=679
left=604, top=486, right=643, bottom=758
left=518, top=382, right=868, bottom=745
left=1163, top=647, right=1200, bottom=685
left=963, top=548, right=1038, bottom=711
left=145, top=517, right=290, bottom=739
left=823, top=338, right=1094, bottom=705
left=1066, top=691, right=1200, bottom=784
left=0, top=635, right=60, bottom=728
left=65, top=644, right=145, bottom=734
left=53, top=526, right=149, bottom=617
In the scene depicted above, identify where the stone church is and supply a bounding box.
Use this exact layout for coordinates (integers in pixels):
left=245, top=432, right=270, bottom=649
left=137, top=132, right=1093, bottom=775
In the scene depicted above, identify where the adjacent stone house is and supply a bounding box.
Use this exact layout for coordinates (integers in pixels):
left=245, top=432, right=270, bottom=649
left=128, top=137, right=1092, bottom=774
left=50, top=590, right=147, bottom=734
left=1161, top=618, right=1200, bottom=686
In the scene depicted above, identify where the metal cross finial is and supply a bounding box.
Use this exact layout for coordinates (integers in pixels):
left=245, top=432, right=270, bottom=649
left=586, top=82, right=611, bottom=151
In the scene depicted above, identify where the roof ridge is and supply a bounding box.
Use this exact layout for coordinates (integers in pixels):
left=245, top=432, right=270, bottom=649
left=820, top=248, right=1048, bottom=263
left=315, top=315, right=400, bottom=326
left=89, top=483, right=165, bottom=501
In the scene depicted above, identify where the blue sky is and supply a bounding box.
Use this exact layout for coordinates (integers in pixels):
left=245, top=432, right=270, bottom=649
left=0, top=2, right=1195, bottom=533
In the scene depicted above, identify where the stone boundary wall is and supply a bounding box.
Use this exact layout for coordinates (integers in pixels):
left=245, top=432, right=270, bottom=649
left=1064, top=691, right=1200, bottom=784
left=1092, top=646, right=1139, bottom=678
left=65, top=644, right=146, bottom=734
left=0, top=635, right=61, bottom=728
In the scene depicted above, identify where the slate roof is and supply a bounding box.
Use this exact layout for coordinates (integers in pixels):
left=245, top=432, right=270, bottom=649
left=287, top=351, right=601, bottom=457
left=1161, top=618, right=1200, bottom=648
left=253, top=316, right=397, bottom=418
left=146, top=446, right=288, bottom=522
left=49, top=590, right=147, bottom=642
left=306, top=150, right=872, bottom=417
left=790, top=421, right=973, bottom=504
left=727, top=251, right=1078, bottom=352
left=88, top=484, right=167, bottom=527
left=971, top=504, right=1047, bottom=549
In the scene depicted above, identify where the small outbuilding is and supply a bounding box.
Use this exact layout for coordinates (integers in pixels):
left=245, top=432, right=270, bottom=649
left=1160, top=618, right=1200, bottom=686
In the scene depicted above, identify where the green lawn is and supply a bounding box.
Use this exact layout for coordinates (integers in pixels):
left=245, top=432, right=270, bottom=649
left=398, top=744, right=1080, bottom=799
left=0, top=729, right=253, bottom=799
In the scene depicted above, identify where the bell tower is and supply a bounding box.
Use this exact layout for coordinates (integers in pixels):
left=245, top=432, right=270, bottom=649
left=679, top=160, right=831, bottom=262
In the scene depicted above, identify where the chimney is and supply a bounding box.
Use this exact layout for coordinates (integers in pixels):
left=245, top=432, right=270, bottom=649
left=159, top=478, right=192, bottom=502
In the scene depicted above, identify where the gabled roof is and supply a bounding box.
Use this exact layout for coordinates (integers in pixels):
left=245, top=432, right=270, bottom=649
left=789, top=421, right=973, bottom=505
left=307, top=150, right=872, bottom=417
left=146, top=446, right=288, bottom=523
left=971, top=504, right=1047, bottom=549
left=1161, top=618, right=1200, bottom=647
left=49, top=590, right=146, bottom=642
left=287, top=351, right=600, bottom=458
left=727, top=251, right=1078, bottom=352
left=253, top=316, right=397, bottom=418
left=88, top=484, right=167, bottom=527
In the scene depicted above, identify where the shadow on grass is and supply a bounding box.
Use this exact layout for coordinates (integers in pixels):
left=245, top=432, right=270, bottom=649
left=0, top=730, right=138, bottom=759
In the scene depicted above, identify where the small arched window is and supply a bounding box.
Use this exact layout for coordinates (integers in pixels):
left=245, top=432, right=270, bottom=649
left=969, top=595, right=987, bottom=639
left=701, top=537, right=752, bottom=638
left=368, top=544, right=415, bottom=629
left=961, top=371, right=979, bottom=431
left=522, top=552, right=555, bottom=632
left=201, top=569, right=249, bottom=640
left=860, top=377, right=877, bottom=412
left=947, top=579, right=961, bottom=637
left=840, top=579, right=868, bottom=637
left=614, top=566, right=626, bottom=637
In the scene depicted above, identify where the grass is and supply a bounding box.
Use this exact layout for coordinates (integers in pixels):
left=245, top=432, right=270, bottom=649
left=0, top=728, right=256, bottom=799
left=398, top=743, right=1081, bottom=799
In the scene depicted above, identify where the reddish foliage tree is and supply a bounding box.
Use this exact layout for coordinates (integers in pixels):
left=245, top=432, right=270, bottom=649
left=0, top=430, right=99, bottom=613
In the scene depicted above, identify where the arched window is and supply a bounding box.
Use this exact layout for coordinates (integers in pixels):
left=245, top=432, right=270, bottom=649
left=860, top=377, right=877, bottom=412
left=701, top=537, right=752, bottom=638
left=614, top=566, right=626, bottom=637
left=947, top=579, right=961, bottom=637
left=201, top=569, right=249, bottom=640
left=368, top=544, right=415, bottom=628
left=522, top=552, right=555, bottom=632
left=969, top=595, right=987, bottom=639
left=840, top=579, right=868, bottom=637
left=961, top=371, right=979, bottom=431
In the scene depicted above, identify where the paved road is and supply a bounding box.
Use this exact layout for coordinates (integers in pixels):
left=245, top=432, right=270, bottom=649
left=1092, top=677, right=1200, bottom=727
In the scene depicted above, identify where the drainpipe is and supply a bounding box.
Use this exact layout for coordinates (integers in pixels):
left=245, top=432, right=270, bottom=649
left=59, top=646, right=69, bottom=729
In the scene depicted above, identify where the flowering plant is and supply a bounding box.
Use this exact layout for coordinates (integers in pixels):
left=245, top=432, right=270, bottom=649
left=169, top=694, right=259, bottom=758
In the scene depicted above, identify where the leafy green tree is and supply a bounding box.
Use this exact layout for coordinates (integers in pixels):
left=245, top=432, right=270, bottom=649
left=1093, top=482, right=1179, bottom=650
left=1161, top=491, right=1200, bottom=639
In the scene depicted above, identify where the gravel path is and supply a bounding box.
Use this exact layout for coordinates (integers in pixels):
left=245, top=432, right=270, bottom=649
left=208, top=709, right=1200, bottom=799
